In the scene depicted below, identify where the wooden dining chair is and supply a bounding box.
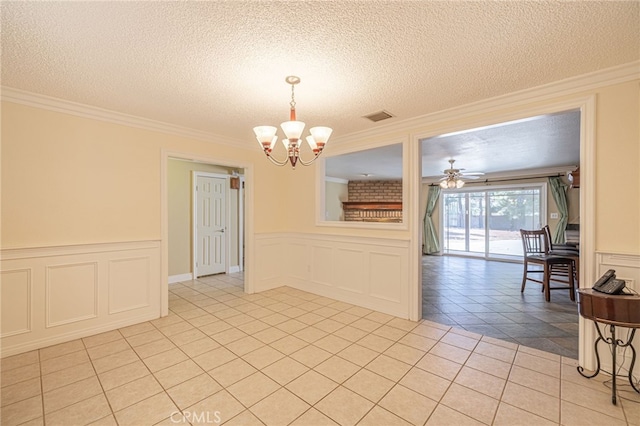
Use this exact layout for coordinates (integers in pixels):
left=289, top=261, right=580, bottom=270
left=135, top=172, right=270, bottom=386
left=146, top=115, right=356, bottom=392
left=543, top=225, right=580, bottom=286
left=520, top=228, right=576, bottom=302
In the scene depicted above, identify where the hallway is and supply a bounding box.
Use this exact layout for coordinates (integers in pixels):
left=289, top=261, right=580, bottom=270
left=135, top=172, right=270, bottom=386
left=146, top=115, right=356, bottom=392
left=422, top=256, right=578, bottom=358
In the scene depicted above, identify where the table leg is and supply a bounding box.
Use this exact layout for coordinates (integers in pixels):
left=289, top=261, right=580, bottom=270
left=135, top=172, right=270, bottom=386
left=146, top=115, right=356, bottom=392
left=577, top=322, right=604, bottom=379
left=611, top=325, right=617, bottom=404
left=578, top=323, right=640, bottom=405
left=615, top=328, right=639, bottom=394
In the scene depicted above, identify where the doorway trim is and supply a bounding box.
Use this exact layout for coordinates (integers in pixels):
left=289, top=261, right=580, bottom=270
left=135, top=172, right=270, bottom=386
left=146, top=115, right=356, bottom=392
left=192, top=171, right=231, bottom=278
left=238, top=175, right=245, bottom=272
left=160, top=149, right=254, bottom=316
left=410, top=94, right=595, bottom=368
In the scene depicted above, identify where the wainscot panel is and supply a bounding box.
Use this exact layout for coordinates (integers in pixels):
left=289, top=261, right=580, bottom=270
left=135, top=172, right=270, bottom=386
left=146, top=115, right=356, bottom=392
left=284, top=233, right=411, bottom=318
left=0, top=241, right=161, bottom=357
left=254, top=234, right=286, bottom=292
left=0, top=269, right=32, bottom=338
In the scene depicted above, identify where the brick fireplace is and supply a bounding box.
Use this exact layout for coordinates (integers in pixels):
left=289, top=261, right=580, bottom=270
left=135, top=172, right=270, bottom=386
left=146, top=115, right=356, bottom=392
left=343, top=180, right=403, bottom=222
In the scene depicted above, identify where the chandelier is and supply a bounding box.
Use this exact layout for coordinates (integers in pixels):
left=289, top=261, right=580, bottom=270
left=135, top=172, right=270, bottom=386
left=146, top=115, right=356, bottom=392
left=440, top=176, right=465, bottom=189
left=253, top=76, right=332, bottom=168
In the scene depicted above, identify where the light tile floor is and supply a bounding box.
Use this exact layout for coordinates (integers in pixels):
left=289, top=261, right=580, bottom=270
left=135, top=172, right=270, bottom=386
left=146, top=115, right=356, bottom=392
left=2, top=272, right=639, bottom=425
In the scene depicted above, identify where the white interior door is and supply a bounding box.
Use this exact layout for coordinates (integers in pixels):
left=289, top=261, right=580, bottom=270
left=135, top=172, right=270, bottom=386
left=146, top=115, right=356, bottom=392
left=196, top=175, right=226, bottom=276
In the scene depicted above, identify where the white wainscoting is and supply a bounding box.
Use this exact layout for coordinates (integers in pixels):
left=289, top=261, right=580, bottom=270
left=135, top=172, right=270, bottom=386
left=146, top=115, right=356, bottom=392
left=587, top=252, right=640, bottom=377
left=254, top=234, right=286, bottom=292
left=254, top=233, right=411, bottom=318
left=0, top=241, right=161, bottom=357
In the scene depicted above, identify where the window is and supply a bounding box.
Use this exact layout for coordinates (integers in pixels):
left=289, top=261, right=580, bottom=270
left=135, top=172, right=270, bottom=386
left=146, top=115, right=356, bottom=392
left=442, top=184, right=545, bottom=259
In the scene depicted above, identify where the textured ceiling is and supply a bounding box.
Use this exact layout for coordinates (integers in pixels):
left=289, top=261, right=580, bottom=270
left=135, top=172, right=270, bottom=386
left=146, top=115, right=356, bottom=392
left=1, top=1, right=638, bottom=175
left=326, top=110, right=581, bottom=181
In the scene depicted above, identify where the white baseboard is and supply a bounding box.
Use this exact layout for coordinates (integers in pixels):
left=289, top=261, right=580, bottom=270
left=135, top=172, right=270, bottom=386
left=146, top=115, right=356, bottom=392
left=1, top=312, right=159, bottom=358
left=229, top=265, right=241, bottom=274
left=168, top=273, right=194, bottom=284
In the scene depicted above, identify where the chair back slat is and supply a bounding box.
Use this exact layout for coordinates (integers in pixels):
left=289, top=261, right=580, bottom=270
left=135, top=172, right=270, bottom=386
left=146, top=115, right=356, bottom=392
left=520, top=228, right=550, bottom=255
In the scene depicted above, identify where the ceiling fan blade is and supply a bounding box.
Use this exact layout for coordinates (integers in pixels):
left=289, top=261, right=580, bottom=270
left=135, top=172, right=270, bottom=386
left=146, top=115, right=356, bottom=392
left=462, top=172, right=485, bottom=176
left=463, top=175, right=481, bottom=180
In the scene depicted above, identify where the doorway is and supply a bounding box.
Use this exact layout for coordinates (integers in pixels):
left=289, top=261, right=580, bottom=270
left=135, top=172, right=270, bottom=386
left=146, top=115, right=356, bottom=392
left=418, top=106, right=587, bottom=358
left=166, top=157, right=246, bottom=285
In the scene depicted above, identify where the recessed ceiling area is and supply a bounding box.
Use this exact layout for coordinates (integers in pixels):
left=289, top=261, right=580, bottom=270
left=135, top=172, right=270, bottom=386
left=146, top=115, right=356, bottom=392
left=422, top=109, right=581, bottom=180
left=325, top=110, right=580, bottom=181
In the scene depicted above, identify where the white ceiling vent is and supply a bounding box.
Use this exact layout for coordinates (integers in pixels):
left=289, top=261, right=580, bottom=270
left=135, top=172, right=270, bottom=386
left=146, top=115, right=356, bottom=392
left=364, top=110, right=395, bottom=123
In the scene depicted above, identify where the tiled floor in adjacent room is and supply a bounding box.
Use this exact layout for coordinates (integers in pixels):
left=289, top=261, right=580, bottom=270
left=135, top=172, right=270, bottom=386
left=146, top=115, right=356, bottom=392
left=422, top=255, right=579, bottom=358
left=2, top=272, right=638, bottom=425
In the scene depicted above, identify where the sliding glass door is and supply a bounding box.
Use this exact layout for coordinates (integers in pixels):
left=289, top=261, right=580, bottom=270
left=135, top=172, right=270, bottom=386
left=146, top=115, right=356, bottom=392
left=442, top=184, right=545, bottom=260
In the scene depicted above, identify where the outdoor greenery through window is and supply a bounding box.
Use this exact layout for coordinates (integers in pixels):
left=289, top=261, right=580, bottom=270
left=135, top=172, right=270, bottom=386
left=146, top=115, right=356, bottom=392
left=442, top=186, right=543, bottom=259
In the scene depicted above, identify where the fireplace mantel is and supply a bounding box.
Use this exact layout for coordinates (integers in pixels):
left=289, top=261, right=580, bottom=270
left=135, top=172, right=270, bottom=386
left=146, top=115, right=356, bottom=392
left=342, top=201, right=403, bottom=210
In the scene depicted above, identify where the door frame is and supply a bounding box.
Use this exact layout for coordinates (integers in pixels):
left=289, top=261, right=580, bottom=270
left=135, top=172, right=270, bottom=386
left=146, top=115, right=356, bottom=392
left=411, top=94, right=595, bottom=369
left=161, top=150, right=254, bottom=317
left=238, top=175, right=245, bottom=272
left=192, top=171, right=231, bottom=278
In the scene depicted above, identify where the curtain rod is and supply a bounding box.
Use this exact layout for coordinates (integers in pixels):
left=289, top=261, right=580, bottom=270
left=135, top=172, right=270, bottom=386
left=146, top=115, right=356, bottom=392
left=428, top=173, right=563, bottom=187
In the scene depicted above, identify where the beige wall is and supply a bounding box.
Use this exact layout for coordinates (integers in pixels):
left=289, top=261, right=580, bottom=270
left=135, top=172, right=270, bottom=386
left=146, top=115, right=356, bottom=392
left=2, top=104, right=160, bottom=247
left=593, top=82, right=640, bottom=253
left=167, top=159, right=241, bottom=276
left=0, top=101, right=282, bottom=250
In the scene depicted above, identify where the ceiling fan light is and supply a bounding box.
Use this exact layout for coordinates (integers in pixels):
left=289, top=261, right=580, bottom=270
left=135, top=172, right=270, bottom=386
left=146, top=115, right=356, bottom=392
left=456, top=179, right=465, bottom=188
left=439, top=180, right=448, bottom=189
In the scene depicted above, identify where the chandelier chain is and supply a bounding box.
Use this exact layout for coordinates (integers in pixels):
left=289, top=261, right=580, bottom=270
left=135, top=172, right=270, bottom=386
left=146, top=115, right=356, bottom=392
left=290, top=83, right=296, bottom=110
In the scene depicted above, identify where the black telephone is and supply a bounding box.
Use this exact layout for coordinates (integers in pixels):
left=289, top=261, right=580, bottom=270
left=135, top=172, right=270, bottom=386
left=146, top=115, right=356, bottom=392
left=592, top=269, right=626, bottom=295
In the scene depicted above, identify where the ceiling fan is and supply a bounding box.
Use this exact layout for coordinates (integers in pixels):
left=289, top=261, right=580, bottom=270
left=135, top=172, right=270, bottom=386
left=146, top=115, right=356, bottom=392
left=439, top=159, right=484, bottom=189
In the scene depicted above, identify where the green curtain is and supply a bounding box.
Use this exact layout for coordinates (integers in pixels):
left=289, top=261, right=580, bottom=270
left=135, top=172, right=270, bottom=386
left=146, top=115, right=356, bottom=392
left=423, top=186, right=441, bottom=254
left=548, top=176, right=568, bottom=244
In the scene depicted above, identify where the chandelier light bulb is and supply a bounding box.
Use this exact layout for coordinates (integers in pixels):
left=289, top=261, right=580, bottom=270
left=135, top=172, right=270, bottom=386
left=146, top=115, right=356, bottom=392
left=280, top=120, right=305, bottom=141
left=253, top=126, right=278, bottom=150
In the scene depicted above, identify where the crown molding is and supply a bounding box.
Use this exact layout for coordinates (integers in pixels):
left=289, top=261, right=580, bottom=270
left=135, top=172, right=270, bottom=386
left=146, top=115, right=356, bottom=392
left=333, top=60, right=640, bottom=144
left=3, top=60, right=637, bottom=148
left=0, top=86, right=252, bottom=150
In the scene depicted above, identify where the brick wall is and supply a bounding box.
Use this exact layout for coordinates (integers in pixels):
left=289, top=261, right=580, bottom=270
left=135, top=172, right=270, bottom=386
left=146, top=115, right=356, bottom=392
left=345, top=180, right=403, bottom=222
left=347, top=180, right=402, bottom=202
